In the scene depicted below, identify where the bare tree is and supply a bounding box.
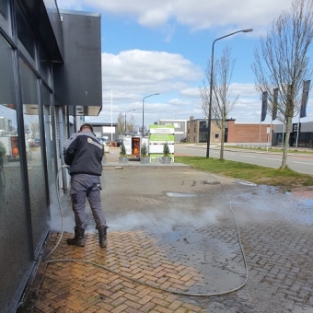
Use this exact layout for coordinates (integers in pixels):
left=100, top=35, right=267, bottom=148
left=252, top=0, right=313, bottom=169
left=117, top=112, right=124, bottom=135
left=200, top=46, right=239, bottom=160
left=126, top=114, right=136, bottom=133
left=29, top=116, right=40, bottom=139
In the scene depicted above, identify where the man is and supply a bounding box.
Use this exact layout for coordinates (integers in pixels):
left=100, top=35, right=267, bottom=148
left=63, top=123, right=108, bottom=248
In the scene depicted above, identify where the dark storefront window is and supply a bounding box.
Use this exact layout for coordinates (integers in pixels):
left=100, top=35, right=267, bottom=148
left=0, top=0, right=9, bottom=33
left=42, top=86, right=56, bottom=188
left=0, top=35, right=31, bottom=313
left=0, top=0, right=7, bottom=18
left=15, top=1, right=35, bottom=59
left=199, top=120, right=208, bottom=142
left=19, top=58, right=49, bottom=254
left=39, top=46, right=51, bottom=86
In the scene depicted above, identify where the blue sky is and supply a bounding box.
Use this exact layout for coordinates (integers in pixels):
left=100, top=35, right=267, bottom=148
left=56, top=0, right=313, bottom=128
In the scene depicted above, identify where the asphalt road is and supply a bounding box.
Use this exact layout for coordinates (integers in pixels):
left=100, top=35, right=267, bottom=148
left=175, top=144, right=313, bottom=175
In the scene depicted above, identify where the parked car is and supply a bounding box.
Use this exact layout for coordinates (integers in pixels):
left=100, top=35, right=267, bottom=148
left=116, top=138, right=123, bottom=147
left=98, top=137, right=107, bottom=146
left=34, top=138, right=41, bottom=145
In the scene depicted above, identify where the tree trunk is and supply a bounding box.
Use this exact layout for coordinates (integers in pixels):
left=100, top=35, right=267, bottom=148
left=220, top=120, right=225, bottom=160
left=281, top=116, right=292, bottom=169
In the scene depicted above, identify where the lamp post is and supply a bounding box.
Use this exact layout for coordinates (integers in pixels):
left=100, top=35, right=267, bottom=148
left=124, top=109, right=136, bottom=134
left=142, top=93, right=159, bottom=136
left=206, top=28, right=253, bottom=158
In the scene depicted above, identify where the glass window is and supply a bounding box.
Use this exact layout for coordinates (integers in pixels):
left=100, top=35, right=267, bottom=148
left=19, top=58, right=49, bottom=251
left=0, top=34, right=31, bottom=313
left=39, top=47, right=50, bottom=85
left=0, top=0, right=8, bottom=19
left=42, top=85, right=56, bottom=189
left=15, top=0, right=35, bottom=59
left=0, top=0, right=9, bottom=34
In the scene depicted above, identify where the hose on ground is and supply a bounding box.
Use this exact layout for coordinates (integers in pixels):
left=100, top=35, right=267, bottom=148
left=43, top=167, right=249, bottom=297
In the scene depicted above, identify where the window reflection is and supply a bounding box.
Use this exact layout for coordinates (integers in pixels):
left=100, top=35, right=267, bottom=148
left=0, top=0, right=8, bottom=19
left=0, top=35, right=22, bottom=205
left=20, top=58, right=49, bottom=248
left=39, top=47, right=50, bottom=85
left=42, top=86, right=56, bottom=187
left=15, top=0, right=35, bottom=59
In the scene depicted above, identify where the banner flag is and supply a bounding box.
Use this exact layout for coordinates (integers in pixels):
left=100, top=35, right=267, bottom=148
left=300, top=80, right=311, bottom=118
left=261, top=91, right=268, bottom=122
left=272, top=88, right=278, bottom=120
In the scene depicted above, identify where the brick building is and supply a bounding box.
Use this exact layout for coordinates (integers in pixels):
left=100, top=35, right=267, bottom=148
left=186, top=117, right=274, bottom=144
left=227, top=119, right=274, bottom=143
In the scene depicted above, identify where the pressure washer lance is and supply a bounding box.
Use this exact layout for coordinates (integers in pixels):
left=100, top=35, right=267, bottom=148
left=44, top=167, right=250, bottom=297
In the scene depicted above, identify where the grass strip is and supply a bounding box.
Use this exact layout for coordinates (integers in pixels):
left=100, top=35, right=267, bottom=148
left=175, top=156, right=313, bottom=187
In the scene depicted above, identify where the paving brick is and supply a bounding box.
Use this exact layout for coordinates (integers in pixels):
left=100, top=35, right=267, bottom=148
left=18, top=167, right=313, bottom=313
left=140, top=301, right=157, bottom=312
left=138, top=295, right=154, bottom=305
left=153, top=305, right=174, bottom=313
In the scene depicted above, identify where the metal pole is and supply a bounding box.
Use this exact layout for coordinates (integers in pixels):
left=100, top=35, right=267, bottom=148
left=124, top=112, right=126, bottom=134
left=206, top=42, right=214, bottom=158
left=142, top=93, right=159, bottom=136
left=142, top=98, right=145, bottom=135
left=295, top=113, right=300, bottom=148
left=125, top=109, right=136, bottom=134
left=206, top=28, right=253, bottom=158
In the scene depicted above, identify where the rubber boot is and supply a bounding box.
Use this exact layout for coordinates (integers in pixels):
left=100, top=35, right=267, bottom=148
left=67, top=227, right=85, bottom=247
left=98, top=226, right=107, bottom=248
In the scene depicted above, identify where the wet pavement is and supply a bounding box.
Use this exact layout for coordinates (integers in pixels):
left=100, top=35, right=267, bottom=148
left=17, top=153, right=313, bottom=313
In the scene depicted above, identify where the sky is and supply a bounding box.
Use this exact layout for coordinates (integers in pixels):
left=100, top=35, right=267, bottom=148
left=56, top=0, right=313, bottom=128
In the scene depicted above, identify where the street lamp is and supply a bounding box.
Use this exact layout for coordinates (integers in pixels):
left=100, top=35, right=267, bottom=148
left=124, top=109, right=136, bottom=134
left=142, top=93, right=159, bottom=135
left=206, top=28, right=253, bottom=158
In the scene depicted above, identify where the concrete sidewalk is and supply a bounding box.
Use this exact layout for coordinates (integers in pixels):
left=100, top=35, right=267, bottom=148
left=18, top=165, right=313, bottom=313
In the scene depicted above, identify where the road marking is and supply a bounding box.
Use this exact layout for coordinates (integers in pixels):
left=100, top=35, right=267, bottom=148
left=292, top=161, right=313, bottom=166
left=263, top=157, right=280, bottom=161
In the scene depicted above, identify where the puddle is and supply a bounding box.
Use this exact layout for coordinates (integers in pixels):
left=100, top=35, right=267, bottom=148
left=302, top=199, right=313, bottom=207
left=155, top=228, right=246, bottom=293
left=165, top=192, right=198, bottom=198
left=237, top=180, right=257, bottom=186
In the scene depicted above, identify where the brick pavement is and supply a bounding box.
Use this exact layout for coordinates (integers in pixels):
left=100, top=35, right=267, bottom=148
left=17, top=166, right=313, bottom=313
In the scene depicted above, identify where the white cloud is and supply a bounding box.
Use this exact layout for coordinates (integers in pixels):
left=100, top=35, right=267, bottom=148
left=95, top=48, right=265, bottom=124
left=101, top=50, right=203, bottom=95
left=57, top=0, right=293, bottom=33
left=96, top=49, right=205, bottom=124
left=56, top=0, right=312, bottom=124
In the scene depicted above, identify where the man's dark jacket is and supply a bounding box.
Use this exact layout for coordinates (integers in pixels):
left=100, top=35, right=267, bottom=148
left=64, top=131, right=104, bottom=176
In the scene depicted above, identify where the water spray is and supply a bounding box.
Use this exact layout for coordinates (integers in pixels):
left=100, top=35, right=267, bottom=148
left=43, top=166, right=249, bottom=297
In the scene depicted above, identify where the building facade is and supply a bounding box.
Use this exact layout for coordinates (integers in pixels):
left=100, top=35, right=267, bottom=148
left=0, top=1, right=102, bottom=312
left=185, top=116, right=313, bottom=147
left=90, top=122, right=118, bottom=141
left=186, top=117, right=274, bottom=145
left=226, top=119, right=274, bottom=144
left=156, top=119, right=187, bottom=142
left=187, top=117, right=222, bottom=143
left=273, top=121, right=313, bottom=147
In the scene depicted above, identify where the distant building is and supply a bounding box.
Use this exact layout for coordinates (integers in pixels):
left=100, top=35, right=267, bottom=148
left=273, top=121, right=313, bottom=147
left=155, top=119, right=187, bottom=142
left=186, top=117, right=274, bottom=144
left=89, top=122, right=118, bottom=141
left=185, top=116, right=313, bottom=147
left=226, top=119, right=274, bottom=144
